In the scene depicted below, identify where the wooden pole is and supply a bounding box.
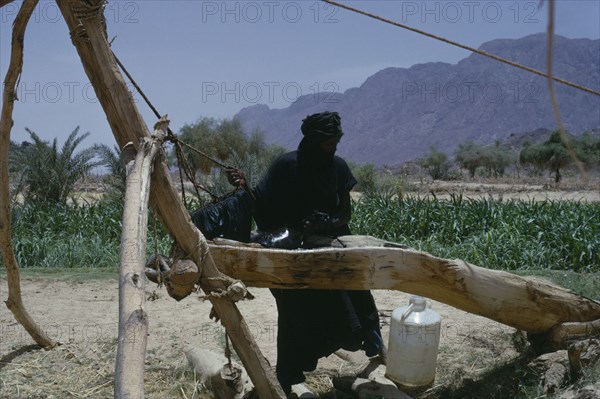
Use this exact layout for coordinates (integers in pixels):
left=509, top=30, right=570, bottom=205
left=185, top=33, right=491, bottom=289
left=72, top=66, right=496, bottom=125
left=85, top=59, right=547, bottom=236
left=55, top=2, right=285, bottom=397
left=0, top=0, right=56, bottom=349
left=114, top=119, right=167, bottom=399
left=208, top=239, right=600, bottom=334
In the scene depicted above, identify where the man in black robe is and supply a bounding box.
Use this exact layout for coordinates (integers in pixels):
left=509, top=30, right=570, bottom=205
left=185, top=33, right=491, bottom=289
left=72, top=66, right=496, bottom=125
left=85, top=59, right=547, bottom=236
left=228, top=112, right=384, bottom=394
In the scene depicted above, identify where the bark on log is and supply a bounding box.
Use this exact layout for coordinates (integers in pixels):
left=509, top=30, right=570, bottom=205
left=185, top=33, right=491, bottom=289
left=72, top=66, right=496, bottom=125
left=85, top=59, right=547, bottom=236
left=0, top=0, right=56, bottom=349
left=0, top=0, right=16, bottom=8
left=56, top=2, right=285, bottom=397
left=115, top=120, right=166, bottom=399
left=568, top=341, right=585, bottom=379
left=208, top=238, right=600, bottom=334
left=545, top=318, right=600, bottom=351
left=527, top=350, right=571, bottom=395
left=333, top=363, right=413, bottom=399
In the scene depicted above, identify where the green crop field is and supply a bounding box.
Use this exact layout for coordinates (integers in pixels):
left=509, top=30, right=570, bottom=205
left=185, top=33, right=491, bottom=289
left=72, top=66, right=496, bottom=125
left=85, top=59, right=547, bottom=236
left=5, top=194, right=598, bottom=275
left=7, top=201, right=171, bottom=269
left=351, top=193, right=599, bottom=273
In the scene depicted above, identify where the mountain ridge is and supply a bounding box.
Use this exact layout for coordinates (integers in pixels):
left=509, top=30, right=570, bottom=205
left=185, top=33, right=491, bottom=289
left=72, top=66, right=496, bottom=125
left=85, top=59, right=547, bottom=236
left=236, top=34, right=600, bottom=166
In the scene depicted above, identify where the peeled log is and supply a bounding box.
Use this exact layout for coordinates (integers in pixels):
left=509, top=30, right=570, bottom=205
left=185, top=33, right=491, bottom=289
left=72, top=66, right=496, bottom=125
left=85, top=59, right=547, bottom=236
left=185, top=347, right=251, bottom=399
left=208, top=237, right=600, bottom=334
left=114, top=132, right=164, bottom=399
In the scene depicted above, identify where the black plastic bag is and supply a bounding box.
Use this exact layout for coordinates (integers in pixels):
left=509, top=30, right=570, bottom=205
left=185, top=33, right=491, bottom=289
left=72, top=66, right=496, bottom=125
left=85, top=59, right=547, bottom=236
left=190, top=190, right=253, bottom=243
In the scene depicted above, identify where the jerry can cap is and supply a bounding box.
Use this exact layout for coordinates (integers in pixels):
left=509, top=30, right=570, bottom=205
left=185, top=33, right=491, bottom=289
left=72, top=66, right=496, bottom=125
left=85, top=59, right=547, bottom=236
left=409, top=296, right=426, bottom=305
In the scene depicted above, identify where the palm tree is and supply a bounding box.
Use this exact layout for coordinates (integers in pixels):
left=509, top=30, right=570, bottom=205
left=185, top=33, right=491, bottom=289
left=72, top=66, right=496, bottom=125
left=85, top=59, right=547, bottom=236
left=95, top=143, right=126, bottom=201
left=14, top=127, right=99, bottom=203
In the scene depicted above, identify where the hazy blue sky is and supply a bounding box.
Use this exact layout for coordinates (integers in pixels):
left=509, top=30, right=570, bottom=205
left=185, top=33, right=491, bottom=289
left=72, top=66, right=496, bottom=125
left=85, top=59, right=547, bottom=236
left=1, top=0, right=599, bottom=148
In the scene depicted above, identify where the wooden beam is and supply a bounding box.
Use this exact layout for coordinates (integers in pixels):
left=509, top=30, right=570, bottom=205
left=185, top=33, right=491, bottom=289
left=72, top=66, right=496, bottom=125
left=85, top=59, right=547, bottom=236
left=208, top=239, right=600, bottom=334
left=115, top=119, right=167, bottom=399
left=55, top=2, right=285, bottom=397
left=0, top=0, right=56, bottom=349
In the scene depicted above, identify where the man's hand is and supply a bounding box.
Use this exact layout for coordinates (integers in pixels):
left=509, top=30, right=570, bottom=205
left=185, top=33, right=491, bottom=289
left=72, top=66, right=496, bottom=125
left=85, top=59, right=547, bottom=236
left=225, top=167, right=246, bottom=187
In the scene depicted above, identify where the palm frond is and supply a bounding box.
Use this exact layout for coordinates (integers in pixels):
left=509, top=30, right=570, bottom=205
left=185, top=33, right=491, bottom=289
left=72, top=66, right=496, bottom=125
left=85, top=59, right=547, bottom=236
left=15, top=127, right=99, bottom=203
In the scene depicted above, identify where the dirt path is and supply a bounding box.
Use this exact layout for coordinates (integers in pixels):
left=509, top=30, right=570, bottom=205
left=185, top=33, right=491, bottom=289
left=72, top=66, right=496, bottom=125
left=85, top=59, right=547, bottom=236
left=424, top=182, right=600, bottom=202
left=0, top=273, right=527, bottom=398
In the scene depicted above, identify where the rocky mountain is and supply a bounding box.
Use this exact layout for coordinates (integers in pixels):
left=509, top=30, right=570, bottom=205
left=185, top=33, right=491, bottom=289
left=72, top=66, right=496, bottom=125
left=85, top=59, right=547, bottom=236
left=236, top=34, right=600, bottom=166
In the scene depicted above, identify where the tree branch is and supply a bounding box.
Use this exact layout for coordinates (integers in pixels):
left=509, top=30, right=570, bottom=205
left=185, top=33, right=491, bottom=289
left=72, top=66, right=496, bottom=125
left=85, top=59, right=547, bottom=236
left=0, top=0, right=56, bottom=348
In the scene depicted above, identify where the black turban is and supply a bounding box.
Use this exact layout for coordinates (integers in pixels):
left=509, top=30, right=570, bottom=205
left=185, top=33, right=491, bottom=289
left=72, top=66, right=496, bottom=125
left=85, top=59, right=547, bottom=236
left=301, top=112, right=343, bottom=139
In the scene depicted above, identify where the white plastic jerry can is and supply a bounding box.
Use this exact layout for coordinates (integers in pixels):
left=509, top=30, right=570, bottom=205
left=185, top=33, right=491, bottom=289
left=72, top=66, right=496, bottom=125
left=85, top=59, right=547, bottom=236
left=385, top=295, right=442, bottom=387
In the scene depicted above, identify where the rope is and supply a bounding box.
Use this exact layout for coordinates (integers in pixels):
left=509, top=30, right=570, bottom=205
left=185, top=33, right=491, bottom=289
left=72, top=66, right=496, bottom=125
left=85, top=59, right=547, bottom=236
left=112, top=50, right=163, bottom=121
left=198, top=279, right=248, bottom=302
left=109, top=32, right=250, bottom=373
left=112, top=47, right=236, bottom=200
left=152, top=214, right=163, bottom=287
left=224, top=332, right=233, bottom=369
left=112, top=48, right=258, bottom=201
left=112, top=49, right=233, bottom=170
left=177, top=150, right=188, bottom=208
left=545, top=0, right=589, bottom=183
left=174, top=138, right=230, bottom=170
left=173, top=139, right=218, bottom=200
left=68, top=24, right=88, bottom=43
left=71, top=0, right=106, bottom=21
left=321, top=0, right=600, bottom=97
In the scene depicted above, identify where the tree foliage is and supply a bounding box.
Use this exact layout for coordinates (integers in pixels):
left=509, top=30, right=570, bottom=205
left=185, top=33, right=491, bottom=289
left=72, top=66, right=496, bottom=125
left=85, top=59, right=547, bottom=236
left=175, top=117, right=286, bottom=197
left=178, top=117, right=271, bottom=175
left=8, top=140, right=30, bottom=202
left=455, top=141, right=515, bottom=179
left=11, top=127, right=99, bottom=204
left=577, top=131, right=600, bottom=168
left=351, top=163, right=378, bottom=193
left=418, top=146, right=448, bottom=180
left=519, top=130, right=592, bottom=182
left=96, top=144, right=126, bottom=202
left=454, top=141, right=481, bottom=179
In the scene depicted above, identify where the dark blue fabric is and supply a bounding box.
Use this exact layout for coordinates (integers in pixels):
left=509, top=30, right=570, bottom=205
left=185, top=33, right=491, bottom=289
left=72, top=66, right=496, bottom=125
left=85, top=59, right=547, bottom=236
left=270, top=288, right=382, bottom=388
left=300, top=111, right=343, bottom=138
left=253, top=148, right=356, bottom=235
left=253, top=144, right=382, bottom=391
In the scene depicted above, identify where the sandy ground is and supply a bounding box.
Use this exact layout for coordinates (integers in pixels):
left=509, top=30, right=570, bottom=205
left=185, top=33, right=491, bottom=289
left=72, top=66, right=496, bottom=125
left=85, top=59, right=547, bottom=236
left=0, top=274, right=522, bottom=398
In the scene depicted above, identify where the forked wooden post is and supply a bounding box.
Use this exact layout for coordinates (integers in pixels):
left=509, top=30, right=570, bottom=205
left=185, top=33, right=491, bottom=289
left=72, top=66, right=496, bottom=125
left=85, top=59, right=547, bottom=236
left=0, top=0, right=56, bottom=348
left=114, top=119, right=168, bottom=399
left=56, top=1, right=285, bottom=397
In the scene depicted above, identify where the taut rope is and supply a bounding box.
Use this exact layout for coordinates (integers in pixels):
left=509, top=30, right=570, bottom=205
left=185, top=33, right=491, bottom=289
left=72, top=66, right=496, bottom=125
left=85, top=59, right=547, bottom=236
left=321, top=0, right=600, bottom=97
